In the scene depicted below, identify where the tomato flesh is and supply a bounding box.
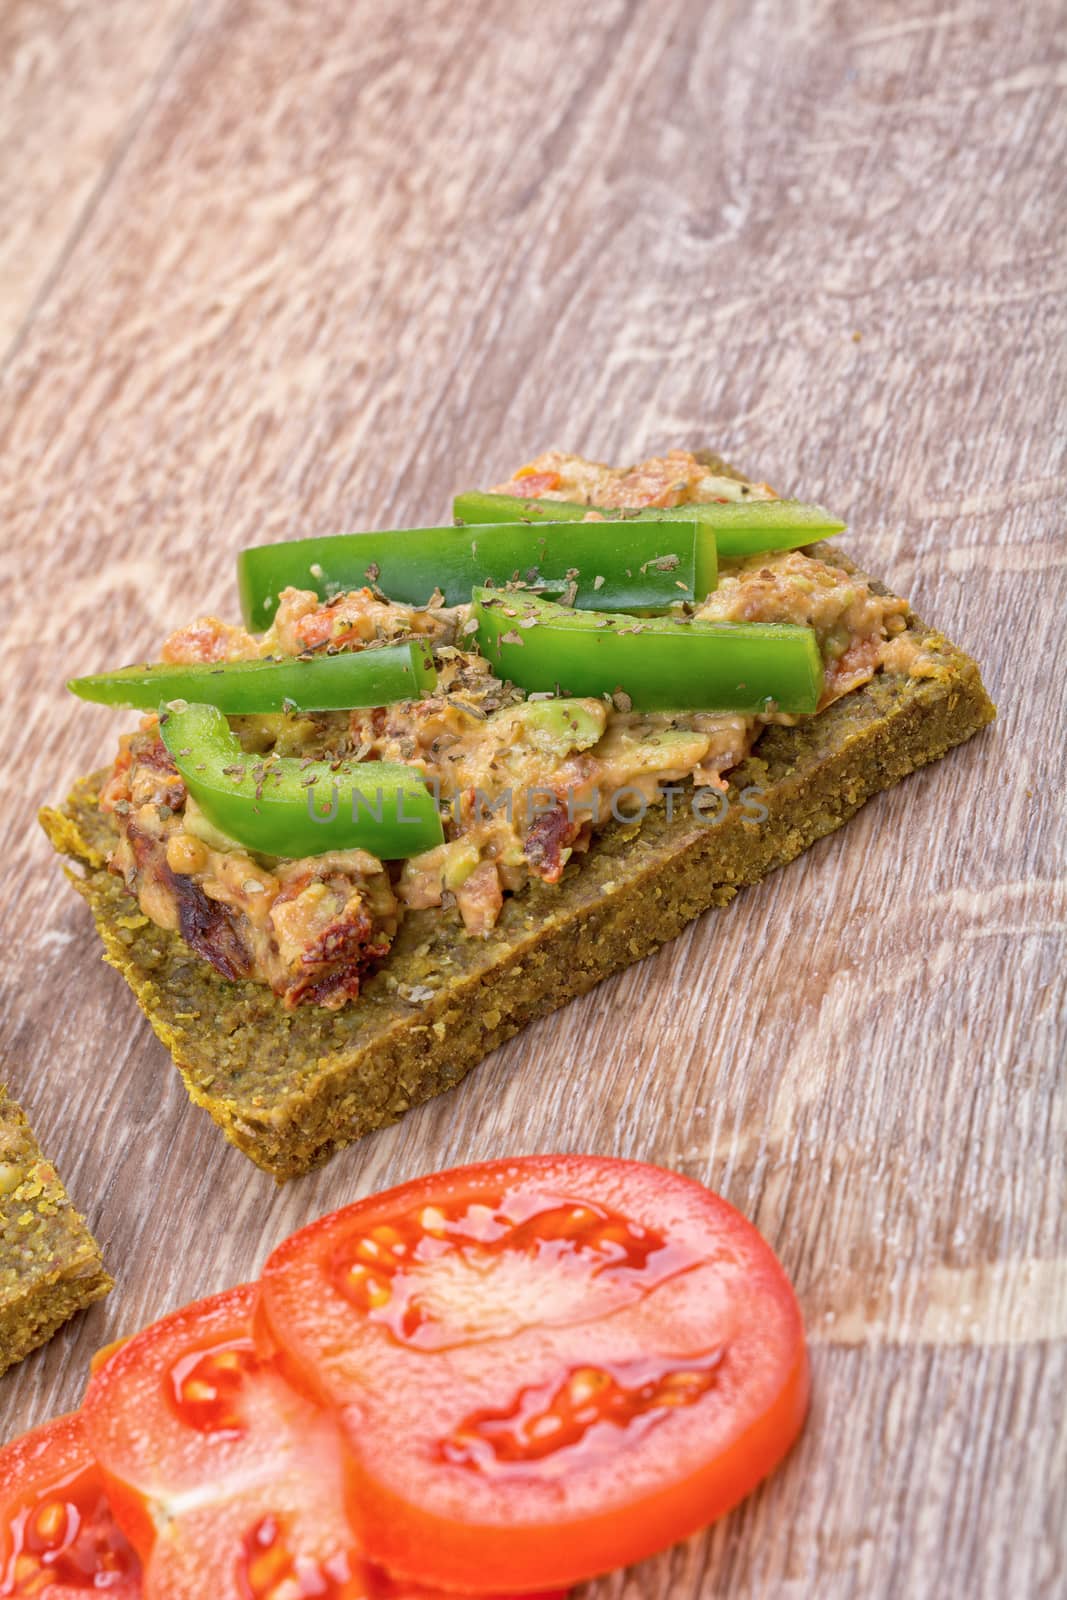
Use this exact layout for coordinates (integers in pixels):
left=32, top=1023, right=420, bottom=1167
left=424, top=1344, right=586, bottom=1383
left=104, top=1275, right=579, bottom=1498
left=80, top=1284, right=364, bottom=1599
left=260, top=1156, right=809, bottom=1592
left=78, top=1283, right=563, bottom=1600
left=0, top=1413, right=141, bottom=1597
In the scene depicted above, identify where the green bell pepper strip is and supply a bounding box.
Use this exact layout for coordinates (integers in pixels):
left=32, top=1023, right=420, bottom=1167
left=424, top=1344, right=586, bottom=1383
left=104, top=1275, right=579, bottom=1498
left=158, top=702, right=443, bottom=859
left=470, top=589, right=823, bottom=715
left=452, top=489, right=845, bottom=558
left=68, top=641, right=437, bottom=714
left=236, top=520, right=714, bottom=627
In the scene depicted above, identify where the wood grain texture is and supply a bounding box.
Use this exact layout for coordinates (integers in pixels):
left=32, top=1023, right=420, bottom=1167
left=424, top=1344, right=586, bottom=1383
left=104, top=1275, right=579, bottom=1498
left=0, top=1, right=1064, bottom=1595
left=0, top=0, right=197, bottom=357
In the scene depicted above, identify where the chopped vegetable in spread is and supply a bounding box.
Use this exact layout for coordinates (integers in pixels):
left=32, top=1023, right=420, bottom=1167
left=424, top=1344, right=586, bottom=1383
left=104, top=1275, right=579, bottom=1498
left=694, top=547, right=910, bottom=706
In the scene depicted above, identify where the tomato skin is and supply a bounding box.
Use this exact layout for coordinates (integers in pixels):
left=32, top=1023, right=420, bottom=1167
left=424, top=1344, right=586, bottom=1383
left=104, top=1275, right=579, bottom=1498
left=0, top=1413, right=141, bottom=1597
left=365, top=1572, right=566, bottom=1600
left=260, top=1156, right=809, bottom=1593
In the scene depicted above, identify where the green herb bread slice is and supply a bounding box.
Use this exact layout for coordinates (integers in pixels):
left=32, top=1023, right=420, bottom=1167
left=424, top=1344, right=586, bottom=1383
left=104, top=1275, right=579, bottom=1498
left=39, top=546, right=994, bottom=1181
left=0, top=1087, right=113, bottom=1375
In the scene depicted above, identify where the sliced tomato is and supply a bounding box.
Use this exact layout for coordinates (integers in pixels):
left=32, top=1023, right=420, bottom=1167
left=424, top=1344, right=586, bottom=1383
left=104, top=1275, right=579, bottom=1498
left=260, top=1156, right=809, bottom=1593
left=78, top=1283, right=563, bottom=1600
left=80, top=1283, right=365, bottom=1599
left=0, top=1412, right=141, bottom=1596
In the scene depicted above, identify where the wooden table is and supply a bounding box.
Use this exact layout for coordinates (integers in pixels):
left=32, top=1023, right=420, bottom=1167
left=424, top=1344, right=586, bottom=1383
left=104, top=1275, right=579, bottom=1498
left=1, top=2, right=1064, bottom=1593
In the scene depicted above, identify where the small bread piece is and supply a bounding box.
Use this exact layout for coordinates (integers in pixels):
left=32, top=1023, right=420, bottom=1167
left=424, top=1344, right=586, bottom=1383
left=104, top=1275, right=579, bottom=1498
left=40, top=545, right=994, bottom=1181
left=0, top=1087, right=113, bottom=1375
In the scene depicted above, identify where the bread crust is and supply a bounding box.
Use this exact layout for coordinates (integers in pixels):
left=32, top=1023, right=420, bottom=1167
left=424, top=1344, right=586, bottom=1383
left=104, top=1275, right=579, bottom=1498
left=40, top=547, right=994, bottom=1180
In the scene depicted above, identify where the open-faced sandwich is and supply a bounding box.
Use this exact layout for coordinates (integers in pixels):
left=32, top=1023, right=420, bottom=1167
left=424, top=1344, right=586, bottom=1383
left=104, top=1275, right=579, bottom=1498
left=41, top=448, right=994, bottom=1177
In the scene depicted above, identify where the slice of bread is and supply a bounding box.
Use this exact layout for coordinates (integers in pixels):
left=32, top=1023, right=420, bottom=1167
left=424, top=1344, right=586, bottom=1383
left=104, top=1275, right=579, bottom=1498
left=40, top=545, right=994, bottom=1181
left=0, top=1086, right=113, bottom=1372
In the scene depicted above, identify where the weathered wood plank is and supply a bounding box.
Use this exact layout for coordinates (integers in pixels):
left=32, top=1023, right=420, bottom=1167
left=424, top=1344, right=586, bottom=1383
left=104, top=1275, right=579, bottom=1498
left=0, top=1, right=1063, bottom=1595
left=0, top=0, right=196, bottom=357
